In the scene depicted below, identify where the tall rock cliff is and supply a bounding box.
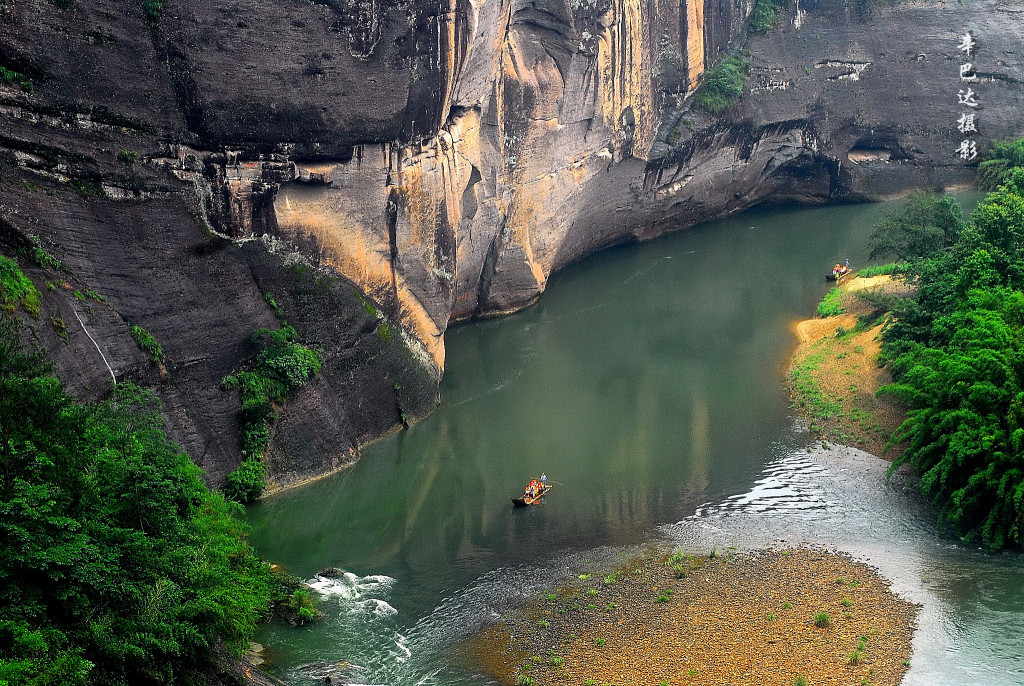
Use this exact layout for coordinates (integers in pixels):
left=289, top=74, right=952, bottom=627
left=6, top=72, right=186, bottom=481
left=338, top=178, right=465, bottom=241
left=1, top=0, right=1022, bottom=487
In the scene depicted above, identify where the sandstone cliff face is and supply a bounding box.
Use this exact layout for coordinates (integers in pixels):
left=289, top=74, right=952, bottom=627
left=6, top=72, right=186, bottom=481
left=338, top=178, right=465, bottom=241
left=0, top=0, right=439, bottom=487
left=171, top=0, right=1024, bottom=372
left=1, top=0, right=1022, bottom=486
left=186, top=0, right=721, bottom=370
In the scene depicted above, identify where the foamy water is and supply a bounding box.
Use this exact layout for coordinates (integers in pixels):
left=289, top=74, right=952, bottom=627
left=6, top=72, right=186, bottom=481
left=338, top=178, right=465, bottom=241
left=275, top=444, right=1024, bottom=686
left=248, top=197, right=1016, bottom=686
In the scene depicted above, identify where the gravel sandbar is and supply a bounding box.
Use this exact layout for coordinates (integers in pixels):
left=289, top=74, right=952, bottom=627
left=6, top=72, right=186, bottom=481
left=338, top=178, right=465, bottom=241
left=466, top=548, right=918, bottom=686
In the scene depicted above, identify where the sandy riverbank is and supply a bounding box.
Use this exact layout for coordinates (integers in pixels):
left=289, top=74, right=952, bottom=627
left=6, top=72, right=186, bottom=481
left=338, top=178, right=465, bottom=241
left=466, top=548, right=918, bottom=686
left=787, top=274, right=911, bottom=458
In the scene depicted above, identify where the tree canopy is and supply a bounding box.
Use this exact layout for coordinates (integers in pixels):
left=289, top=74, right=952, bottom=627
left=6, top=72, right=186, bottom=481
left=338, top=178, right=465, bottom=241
left=868, top=191, right=965, bottom=263
left=876, top=140, right=1024, bottom=550
left=977, top=137, right=1024, bottom=191
left=0, top=315, right=277, bottom=684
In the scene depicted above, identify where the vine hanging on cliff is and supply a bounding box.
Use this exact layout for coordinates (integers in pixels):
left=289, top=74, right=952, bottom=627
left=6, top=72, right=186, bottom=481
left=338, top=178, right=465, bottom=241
left=876, top=140, right=1024, bottom=550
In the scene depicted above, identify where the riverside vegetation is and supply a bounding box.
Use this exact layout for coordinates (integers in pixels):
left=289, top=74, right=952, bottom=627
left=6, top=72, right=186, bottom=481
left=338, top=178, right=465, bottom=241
left=0, top=256, right=319, bottom=684
left=793, top=136, right=1024, bottom=550
left=872, top=140, right=1024, bottom=550
left=788, top=271, right=912, bottom=457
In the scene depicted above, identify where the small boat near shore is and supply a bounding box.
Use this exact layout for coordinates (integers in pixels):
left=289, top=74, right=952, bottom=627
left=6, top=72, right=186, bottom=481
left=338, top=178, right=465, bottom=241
left=512, top=483, right=552, bottom=507
left=826, top=265, right=851, bottom=281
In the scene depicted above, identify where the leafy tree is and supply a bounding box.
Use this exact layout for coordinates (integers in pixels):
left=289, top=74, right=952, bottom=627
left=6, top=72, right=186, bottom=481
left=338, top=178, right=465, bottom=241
left=879, top=141, right=1024, bottom=549
left=971, top=186, right=1024, bottom=258
left=868, top=191, right=965, bottom=263
left=0, top=317, right=279, bottom=683
left=977, top=137, right=1024, bottom=191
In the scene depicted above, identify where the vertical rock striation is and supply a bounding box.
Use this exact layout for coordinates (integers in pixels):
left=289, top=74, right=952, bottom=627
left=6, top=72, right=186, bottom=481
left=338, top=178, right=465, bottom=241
left=183, top=0, right=1023, bottom=374
left=1, top=0, right=1022, bottom=485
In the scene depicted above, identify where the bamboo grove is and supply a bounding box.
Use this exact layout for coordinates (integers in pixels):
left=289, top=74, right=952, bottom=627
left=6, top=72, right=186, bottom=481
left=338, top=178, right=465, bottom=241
left=875, top=137, right=1024, bottom=550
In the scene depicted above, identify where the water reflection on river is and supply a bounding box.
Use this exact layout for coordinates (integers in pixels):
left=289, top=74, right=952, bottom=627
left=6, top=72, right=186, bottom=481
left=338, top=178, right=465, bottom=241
left=247, top=195, right=1023, bottom=686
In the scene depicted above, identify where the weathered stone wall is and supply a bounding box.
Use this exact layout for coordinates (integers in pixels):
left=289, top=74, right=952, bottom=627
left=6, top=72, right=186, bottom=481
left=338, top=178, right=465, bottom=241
left=187, top=0, right=1024, bottom=372
left=2, top=0, right=1023, bottom=488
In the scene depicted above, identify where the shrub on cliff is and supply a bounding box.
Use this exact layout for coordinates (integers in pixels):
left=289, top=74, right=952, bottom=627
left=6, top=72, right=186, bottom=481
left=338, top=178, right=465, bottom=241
left=0, top=255, right=40, bottom=319
left=221, top=315, right=323, bottom=503
left=253, top=328, right=322, bottom=390
left=0, top=317, right=277, bottom=684
left=0, top=65, right=32, bottom=92
left=129, top=325, right=163, bottom=363
left=694, top=54, right=749, bottom=116
left=748, top=0, right=790, bottom=34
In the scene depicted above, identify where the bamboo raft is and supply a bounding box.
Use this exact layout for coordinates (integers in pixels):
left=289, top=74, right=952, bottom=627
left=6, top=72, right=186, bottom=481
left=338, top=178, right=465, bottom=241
left=512, top=483, right=552, bottom=507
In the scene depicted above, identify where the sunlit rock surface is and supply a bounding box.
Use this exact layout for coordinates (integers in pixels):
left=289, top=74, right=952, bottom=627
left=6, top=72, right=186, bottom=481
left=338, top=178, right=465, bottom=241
left=1, top=0, right=1022, bottom=485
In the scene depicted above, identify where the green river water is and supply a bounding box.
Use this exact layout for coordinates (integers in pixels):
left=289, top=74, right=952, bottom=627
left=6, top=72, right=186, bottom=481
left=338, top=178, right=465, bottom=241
left=247, top=195, right=1024, bottom=686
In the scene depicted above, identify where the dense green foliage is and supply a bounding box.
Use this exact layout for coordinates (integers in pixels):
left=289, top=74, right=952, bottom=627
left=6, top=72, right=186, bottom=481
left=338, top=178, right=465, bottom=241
left=0, top=65, right=33, bottom=92
left=694, top=54, right=749, bottom=116
left=222, top=320, right=322, bottom=503
left=877, top=142, right=1024, bottom=549
left=0, top=318, right=279, bottom=684
left=223, top=458, right=266, bottom=505
left=748, top=0, right=789, bottom=33
left=868, top=191, right=965, bottom=263
left=977, top=137, right=1024, bottom=191
left=129, top=325, right=163, bottom=363
left=248, top=326, right=322, bottom=393
left=0, top=255, right=40, bottom=319
left=816, top=287, right=844, bottom=317
left=856, top=262, right=903, bottom=278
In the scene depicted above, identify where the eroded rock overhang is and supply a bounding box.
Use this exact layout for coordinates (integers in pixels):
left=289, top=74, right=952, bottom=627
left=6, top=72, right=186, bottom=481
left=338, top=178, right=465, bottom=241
left=172, top=0, right=1024, bottom=376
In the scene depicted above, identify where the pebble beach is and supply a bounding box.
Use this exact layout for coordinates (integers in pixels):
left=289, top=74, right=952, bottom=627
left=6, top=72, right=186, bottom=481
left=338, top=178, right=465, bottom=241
left=467, top=548, right=918, bottom=686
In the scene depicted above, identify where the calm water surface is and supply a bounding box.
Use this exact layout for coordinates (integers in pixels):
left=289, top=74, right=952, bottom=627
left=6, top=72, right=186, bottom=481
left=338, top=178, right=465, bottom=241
left=247, top=195, right=1024, bottom=686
